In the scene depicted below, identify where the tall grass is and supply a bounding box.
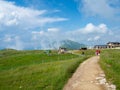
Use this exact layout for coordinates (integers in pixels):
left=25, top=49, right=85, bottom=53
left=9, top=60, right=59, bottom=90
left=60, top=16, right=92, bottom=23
left=0, top=50, right=77, bottom=71
left=0, top=49, right=92, bottom=90
left=100, top=49, right=120, bottom=90
left=73, top=49, right=95, bottom=57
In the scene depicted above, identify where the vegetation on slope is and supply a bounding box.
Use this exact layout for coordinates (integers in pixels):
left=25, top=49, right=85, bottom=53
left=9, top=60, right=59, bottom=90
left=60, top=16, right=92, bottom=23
left=73, top=49, right=95, bottom=57
left=100, top=49, right=120, bottom=90
left=0, top=49, right=93, bottom=90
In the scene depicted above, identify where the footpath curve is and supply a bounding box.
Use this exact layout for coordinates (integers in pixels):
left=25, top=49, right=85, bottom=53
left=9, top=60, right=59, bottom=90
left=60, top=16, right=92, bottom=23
left=63, top=56, right=115, bottom=90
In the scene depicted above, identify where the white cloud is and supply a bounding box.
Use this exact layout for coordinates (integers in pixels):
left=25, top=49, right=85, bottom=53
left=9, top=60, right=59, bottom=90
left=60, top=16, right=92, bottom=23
left=0, top=13, right=4, bottom=20
left=87, top=38, right=92, bottom=41
left=32, top=31, right=45, bottom=35
left=30, top=23, right=109, bottom=49
left=108, top=30, right=114, bottom=35
left=6, top=18, right=18, bottom=26
left=94, top=36, right=100, bottom=40
left=31, top=28, right=61, bottom=41
left=31, top=28, right=64, bottom=49
left=4, top=36, right=24, bottom=50
left=78, top=23, right=108, bottom=34
left=3, top=35, right=12, bottom=42
left=1, top=22, right=119, bottom=50
left=83, top=0, right=114, bottom=18
left=87, top=36, right=100, bottom=41
left=0, top=0, right=68, bottom=28
left=0, top=0, right=119, bottom=50
left=76, top=0, right=120, bottom=19
left=39, top=18, right=68, bottom=25
left=83, top=23, right=95, bottom=33
left=0, top=0, right=68, bottom=50
left=48, top=28, right=59, bottom=32
left=11, top=36, right=24, bottom=50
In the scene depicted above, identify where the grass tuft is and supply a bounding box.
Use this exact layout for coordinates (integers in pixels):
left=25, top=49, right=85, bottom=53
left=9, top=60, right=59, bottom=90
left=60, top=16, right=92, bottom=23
left=100, top=49, right=120, bottom=90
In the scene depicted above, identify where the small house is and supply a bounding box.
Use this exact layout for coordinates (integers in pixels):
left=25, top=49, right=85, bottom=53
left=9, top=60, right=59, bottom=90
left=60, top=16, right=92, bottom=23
left=58, top=47, right=67, bottom=54
left=107, top=42, right=120, bottom=48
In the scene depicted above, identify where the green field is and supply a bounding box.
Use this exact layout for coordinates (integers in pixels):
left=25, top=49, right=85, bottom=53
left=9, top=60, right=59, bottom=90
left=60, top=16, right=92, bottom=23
left=100, top=49, right=120, bottom=90
left=1, top=49, right=119, bottom=90
left=0, top=49, right=93, bottom=90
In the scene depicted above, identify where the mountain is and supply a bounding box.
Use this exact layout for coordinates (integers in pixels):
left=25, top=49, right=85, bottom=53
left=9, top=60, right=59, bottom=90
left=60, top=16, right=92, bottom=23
left=60, top=40, right=86, bottom=50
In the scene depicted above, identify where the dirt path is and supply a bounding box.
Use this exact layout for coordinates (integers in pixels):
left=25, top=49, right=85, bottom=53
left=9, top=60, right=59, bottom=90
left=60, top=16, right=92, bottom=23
left=63, top=56, right=115, bottom=90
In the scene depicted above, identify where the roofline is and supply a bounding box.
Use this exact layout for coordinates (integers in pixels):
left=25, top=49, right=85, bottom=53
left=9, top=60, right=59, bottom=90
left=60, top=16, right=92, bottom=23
left=107, top=42, right=120, bottom=44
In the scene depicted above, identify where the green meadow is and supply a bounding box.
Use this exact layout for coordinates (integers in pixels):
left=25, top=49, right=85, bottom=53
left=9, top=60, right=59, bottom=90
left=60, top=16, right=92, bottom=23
left=0, top=49, right=93, bottom=90
left=100, top=49, right=120, bottom=90
left=1, top=49, right=119, bottom=90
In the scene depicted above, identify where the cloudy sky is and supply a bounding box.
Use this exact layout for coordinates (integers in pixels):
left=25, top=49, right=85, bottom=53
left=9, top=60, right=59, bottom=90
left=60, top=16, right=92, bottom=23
left=0, top=0, right=120, bottom=50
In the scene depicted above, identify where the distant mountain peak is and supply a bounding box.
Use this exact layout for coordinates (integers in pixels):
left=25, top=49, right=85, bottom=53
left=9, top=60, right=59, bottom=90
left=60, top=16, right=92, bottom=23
left=60, top=40, right=86, bottom=50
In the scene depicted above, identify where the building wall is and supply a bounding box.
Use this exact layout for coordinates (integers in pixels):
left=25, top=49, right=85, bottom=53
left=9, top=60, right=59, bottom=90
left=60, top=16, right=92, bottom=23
left=107, top=42, right=120, bottom=47
left=94, top=42, right=120, bottom=49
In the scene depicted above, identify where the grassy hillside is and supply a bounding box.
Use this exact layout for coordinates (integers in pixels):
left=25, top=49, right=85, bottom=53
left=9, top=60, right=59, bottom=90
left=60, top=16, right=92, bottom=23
left=0, top=49, right=93, bottom=90
left=100, top=49, right=120, bottom=90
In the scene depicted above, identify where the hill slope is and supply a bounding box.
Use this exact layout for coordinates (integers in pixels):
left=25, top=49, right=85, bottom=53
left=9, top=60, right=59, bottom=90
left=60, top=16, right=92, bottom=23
left=60, top=40, right=86, bottom=50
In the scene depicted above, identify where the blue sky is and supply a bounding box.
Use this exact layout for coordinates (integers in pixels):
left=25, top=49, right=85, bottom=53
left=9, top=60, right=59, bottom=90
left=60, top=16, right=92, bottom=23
left=0, top=0, right=120, bottom=50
